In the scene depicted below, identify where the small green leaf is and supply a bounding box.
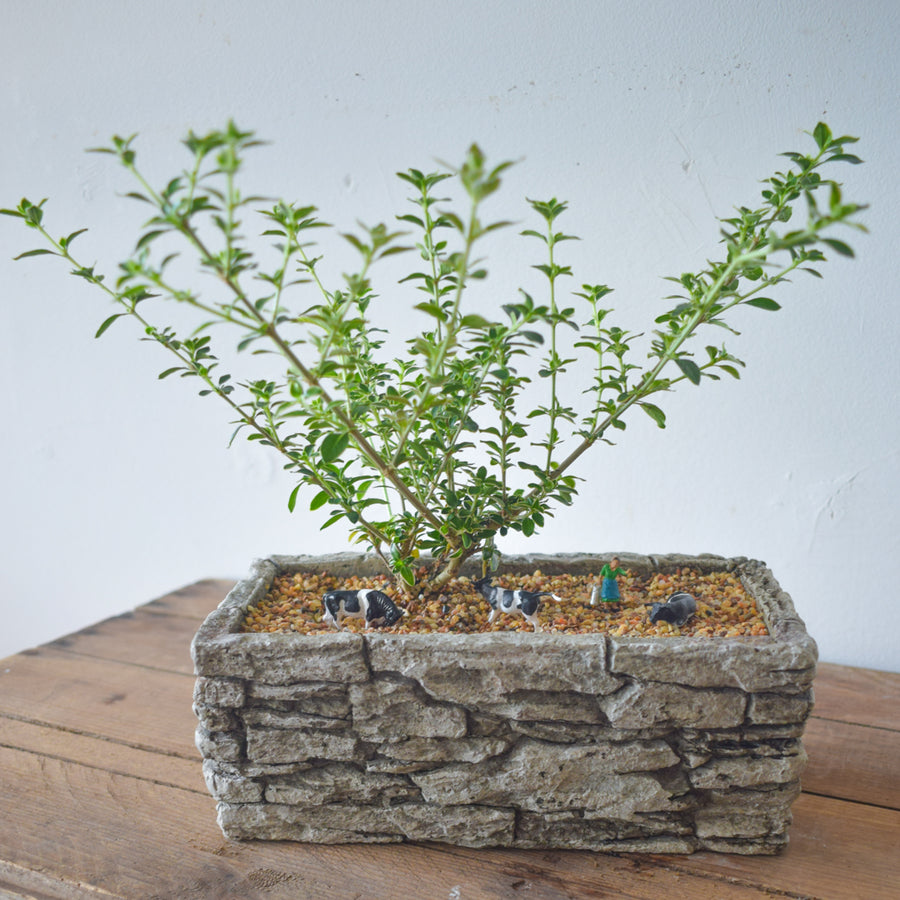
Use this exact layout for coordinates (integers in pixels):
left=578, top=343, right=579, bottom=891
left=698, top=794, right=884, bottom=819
left=95, top=313, right=123, bottom=338
left=309, top=489, right=330, bottom=511
left=135, top=229, right=166, bottom=251
left=158, top=366, right=183, bottom=379
left=813, top=122, right=832, bottom=150
left=123, top=191, right=153, bottom=204
left=674, top=358, right=702, bottom=385
left=640, top=403, right=667, bottom=428
left=320, top=432, right=350, bottom=463
left=821, top=238, right=855, bottom=258
left=14, top=248, right=56, bottom=260
left=396, top=560, right=416, bottom=586
left=745, top=297, right=782, bottom=311
left=414, top=301, right=446, bottom=319
left=61, top=228, right=88, bottom=247
left=460, top=314, right=491, bottom=329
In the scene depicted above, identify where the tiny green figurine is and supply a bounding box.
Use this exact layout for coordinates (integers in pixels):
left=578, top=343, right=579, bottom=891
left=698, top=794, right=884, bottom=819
left=593, top=557, right=627, bottom=607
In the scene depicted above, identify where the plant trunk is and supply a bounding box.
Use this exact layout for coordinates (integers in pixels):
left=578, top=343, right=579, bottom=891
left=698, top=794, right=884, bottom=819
left=396, top=547, right=481, bottom=596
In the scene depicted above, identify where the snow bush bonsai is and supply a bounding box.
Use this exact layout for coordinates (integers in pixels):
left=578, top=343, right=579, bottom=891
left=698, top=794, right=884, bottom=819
left=3, top=123, right=865, bottom=591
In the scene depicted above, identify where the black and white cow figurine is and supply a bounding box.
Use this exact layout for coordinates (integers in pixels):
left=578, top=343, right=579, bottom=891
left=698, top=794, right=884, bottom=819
left=649, top=591, right=697, bottom=626
left=473, top=576, right=563, bottom=633
left=321, top=589, right=406, bottom=630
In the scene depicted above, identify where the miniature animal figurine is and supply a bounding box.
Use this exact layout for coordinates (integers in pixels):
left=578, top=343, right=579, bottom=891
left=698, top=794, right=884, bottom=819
left=321, top=589, right=406, bottom=629
left=649, top=591, right=697, bottom=626
left=473, top=576, right=563, bottom=633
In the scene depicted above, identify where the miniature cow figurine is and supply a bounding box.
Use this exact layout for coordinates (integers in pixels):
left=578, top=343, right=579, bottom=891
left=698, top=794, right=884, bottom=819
left=321, top=589, right=406, bottom=630
left=649, top=591, right=697, bottom=626
left=473, top=576, right=563, bottom=633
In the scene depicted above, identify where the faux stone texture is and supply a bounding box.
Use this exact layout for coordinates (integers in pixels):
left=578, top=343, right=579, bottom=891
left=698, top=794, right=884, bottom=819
left=370, top=735, right=514, bottom=764
left=367, top=632, right=622, bottom=703
left=411, top=739, right=683, bottom=814
left=194, top=676, right=246, bottom=708
left=348, top=676, right=468, bottom=740
left=600, top=681, right=747, bottom=729
left=246, top=726, right=360, bottom=765
left=191, top=552, right=817, bottom=854
left=264, top=763, right=418, bottom=806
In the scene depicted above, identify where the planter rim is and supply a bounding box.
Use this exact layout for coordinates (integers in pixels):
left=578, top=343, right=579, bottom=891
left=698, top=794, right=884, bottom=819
left=191, top=551, right=817, bottom=689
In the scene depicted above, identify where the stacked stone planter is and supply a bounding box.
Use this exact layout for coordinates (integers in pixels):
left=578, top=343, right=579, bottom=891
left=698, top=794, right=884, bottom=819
left=191, top=552, right=816, bottom=854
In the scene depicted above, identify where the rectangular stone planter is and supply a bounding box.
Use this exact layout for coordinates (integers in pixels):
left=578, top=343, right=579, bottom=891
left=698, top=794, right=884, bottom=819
left=191, top=552, right=816, bottom=854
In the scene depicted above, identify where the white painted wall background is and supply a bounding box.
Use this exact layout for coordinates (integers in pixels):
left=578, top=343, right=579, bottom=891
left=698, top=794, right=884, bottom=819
left=1, top=0, right=897, bottom=672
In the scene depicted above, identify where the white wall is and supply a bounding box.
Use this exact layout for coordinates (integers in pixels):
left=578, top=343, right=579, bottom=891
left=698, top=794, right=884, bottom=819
left=1, top=0, right=897, bottom=672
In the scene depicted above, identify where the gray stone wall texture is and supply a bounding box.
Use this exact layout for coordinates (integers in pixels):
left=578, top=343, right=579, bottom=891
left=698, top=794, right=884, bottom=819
left=191, top=553, right=816, bottom=854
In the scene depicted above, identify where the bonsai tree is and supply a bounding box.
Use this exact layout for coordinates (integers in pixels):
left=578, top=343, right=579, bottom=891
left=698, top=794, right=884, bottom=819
left=2, top=122, right=865, bottom=592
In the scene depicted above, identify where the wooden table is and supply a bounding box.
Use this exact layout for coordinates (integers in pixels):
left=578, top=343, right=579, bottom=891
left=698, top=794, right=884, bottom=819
left=0, top=579, right=897, bottom=899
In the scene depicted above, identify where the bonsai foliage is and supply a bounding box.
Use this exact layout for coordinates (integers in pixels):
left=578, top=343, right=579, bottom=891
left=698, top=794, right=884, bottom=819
left=3, top=122, right=865, bottom=590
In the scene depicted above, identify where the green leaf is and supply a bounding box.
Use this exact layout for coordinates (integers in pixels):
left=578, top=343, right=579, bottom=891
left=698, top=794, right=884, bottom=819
left=640, top=403, right=667, bottom=428
left=158, top=366, right=183, bottom=379
left=95, top=313, right=123, bottom=338
left=745, top=297, right=782, bottom=311
left=674, top=358, right=702, bottom=385
left=288, top=484, right=303, bottom=513
left=320, top=513, right=345, bottom=531
left=13, top=248, right=56, bottom=260
left=61, top=228, right=88, bottom=247
left=309, top=489, right=330, bottom=511
left=396, top=560, right=416, bottom=586
left=320, top=432, right=350, bottom=463
left=135, top=229, right=166, bottom=251
left=123, top=191, right=153, bottom=204
left=821, top=238, right=855, bottom=258
left=813, top=122, right=832, bottom=150
left=414, top=301, right=447, bottom=319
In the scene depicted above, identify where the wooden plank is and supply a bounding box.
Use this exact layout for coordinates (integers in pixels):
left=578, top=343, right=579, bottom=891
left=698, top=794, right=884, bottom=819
left=803, top=716, right=900, bottom=809
left=46, top=607, right=199, bottom=675
left=0, top=716, right=205, bottom=795
left=0, top=648, right=197, bottom=758
left=0, top=858, right=119, bottom=899
left=0, top=745, right=254, bottom=900
left=812, top=662, right=900, bottom=730
left=140, top=578, right=235, bottom=621
left=663, top=792, right=900, bottom=900
left=0, top=745, right=811, bottom=900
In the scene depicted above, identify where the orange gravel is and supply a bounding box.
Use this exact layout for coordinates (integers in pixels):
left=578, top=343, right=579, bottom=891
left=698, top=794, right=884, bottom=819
left=242, top=567, right=769, bottom=638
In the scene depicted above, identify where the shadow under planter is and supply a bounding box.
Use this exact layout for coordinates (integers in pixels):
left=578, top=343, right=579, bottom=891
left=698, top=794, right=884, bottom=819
left=191, top=552, right=816, bottom=854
